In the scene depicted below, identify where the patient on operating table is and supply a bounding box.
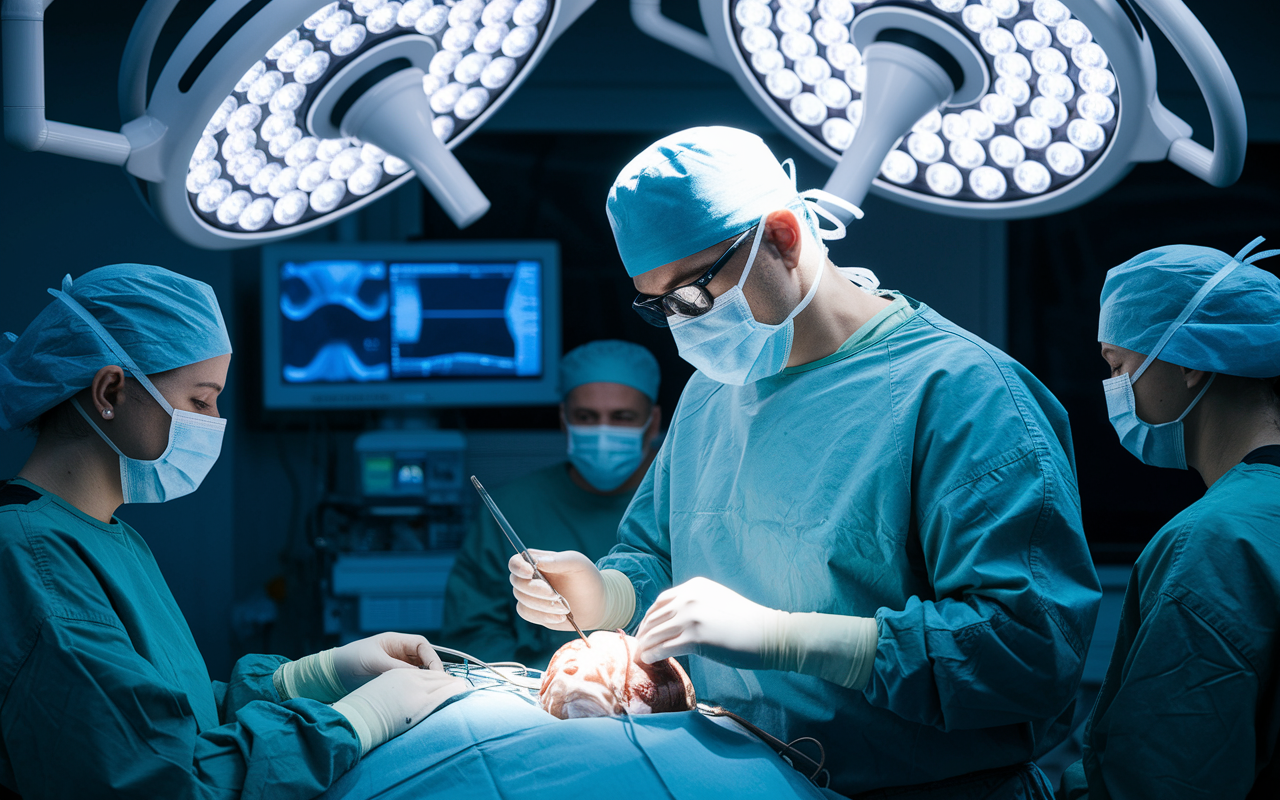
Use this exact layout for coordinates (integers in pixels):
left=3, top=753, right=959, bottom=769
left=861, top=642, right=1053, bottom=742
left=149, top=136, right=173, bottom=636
left=315, top=633, right=832, bottom=800
left=539, top=630, right=697, bottom=719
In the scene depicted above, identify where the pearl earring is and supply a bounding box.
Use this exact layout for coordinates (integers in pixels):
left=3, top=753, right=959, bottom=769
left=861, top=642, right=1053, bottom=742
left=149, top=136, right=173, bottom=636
left=102, top=408, right=113, bottom=419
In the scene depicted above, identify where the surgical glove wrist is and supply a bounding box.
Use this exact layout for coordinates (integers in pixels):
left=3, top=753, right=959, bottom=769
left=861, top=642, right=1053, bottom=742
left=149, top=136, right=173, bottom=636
left=598, top=569, right=638, bottom=631
left=331, top=668, right=468, bottom=757
left=274, top=649, right=347, bottom=703
left=760, top=612, right=879, bottom=690
left=510, top=549, right=609, bottom=630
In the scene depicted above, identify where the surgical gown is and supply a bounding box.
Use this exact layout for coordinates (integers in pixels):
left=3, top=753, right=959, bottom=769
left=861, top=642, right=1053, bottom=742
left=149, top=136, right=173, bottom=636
left=1059, top=447, right=1280, bottom=799
left=0, top=479, right=359, bottom=799
left=597, top=297, right=1101, bottom=796
left=444, top=463, right=633, bottom=667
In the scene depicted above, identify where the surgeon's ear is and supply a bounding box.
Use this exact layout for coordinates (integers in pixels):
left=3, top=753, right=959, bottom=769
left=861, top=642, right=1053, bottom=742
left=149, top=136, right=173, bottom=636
left=764, top=210, right=803, bottom=272
left=1179, top=367, right=1210, bottom=391
left=88, top=365, right=128, bottom=418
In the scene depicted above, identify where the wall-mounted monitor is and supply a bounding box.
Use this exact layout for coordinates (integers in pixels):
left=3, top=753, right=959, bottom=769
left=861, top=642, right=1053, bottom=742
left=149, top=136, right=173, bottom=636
left=261, top=241, right=560, bottom=410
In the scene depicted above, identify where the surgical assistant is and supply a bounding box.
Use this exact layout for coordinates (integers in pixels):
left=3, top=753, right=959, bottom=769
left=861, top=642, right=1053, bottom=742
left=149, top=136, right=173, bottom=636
left=444, top=340, right=662, bottom=666
left=0, top=265, right=464, bottom=799
left=510, top=127, right=1101, bottom=797
left=1061, top=239, right=1280, bottom=799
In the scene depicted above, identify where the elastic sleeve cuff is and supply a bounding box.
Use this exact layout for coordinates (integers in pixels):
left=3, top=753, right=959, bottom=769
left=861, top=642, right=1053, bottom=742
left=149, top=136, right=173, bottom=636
left=597, top=569, right=637, bottom=631
left=762, top=612, right=879, bottom=690
left=273, top=649, right=348, bottom=703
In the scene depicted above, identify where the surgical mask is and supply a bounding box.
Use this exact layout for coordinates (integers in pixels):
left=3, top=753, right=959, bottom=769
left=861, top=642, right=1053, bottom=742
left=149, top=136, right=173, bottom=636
left=567, top=423, right=648, bottom=491
left=52, top=289, right=227, bottom=504
left=1102, top=258, right=1239, bottom=470
left=1103, top=371, right=1214, bottom=470
left=669, top=183, right=864, bottom=386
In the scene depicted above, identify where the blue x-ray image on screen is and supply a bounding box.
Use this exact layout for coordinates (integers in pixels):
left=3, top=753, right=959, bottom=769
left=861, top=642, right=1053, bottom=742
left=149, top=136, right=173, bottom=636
left=389, top=261, right=541, bottom=377
left=280, top=261, right=391, bottom=383
left=279, top=259, right=541, bottom=384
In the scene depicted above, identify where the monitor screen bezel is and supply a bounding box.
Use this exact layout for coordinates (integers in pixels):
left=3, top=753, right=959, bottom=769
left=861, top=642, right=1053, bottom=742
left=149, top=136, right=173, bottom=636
left=261, top=240, right=561, bottom=410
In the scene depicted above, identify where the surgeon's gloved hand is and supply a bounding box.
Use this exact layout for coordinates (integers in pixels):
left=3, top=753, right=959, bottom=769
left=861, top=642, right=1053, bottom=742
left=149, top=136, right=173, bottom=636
left=332, top=631, right=445, bottom=691
left=274, top=632, right=445, bottom=704
left=634, top=577, right=880, bottom=690
left=332, top=668, right=468, bottom=757
left=634, top=577, right=781, bottom=669
left=509, top=549, right=637, bottom=632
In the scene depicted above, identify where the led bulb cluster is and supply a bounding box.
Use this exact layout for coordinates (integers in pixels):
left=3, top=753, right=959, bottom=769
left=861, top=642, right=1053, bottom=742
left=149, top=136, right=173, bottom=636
left=188, top=0, right=551, bottom=233
left=732, top=0, right=1120, bottom=203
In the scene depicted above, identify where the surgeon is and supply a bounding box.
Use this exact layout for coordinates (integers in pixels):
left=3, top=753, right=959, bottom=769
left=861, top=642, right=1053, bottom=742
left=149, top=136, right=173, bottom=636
left=0, top=265, right=467, bottom=800
left=444, top=339, right=661, bottom=667
left=507, top=127, right=1101, bottom=798
left=1060, top=239, right=1280, bottom=799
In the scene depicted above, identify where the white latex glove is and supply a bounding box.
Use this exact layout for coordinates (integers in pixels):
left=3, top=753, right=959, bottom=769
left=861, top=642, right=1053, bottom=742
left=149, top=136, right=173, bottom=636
left=509, top=549, right=610, bottom=630
left=332, top=668, right=468, bottom=756
left=636, top=577, right=880, bottom=689
left=634, top=576, right=783, bottom=668
left=332, top=631, right=445, bottom=692
left=275, top=632, right=445, bottom=703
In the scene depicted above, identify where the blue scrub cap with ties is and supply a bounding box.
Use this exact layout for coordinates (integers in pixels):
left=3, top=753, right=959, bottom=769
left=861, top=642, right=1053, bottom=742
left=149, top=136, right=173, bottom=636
left=1098, top=237, right=1280, bottom=379
left=0, top=264, right=232, bottom=431
left=560, top=340, right=660, bottom=403
left=606, top=126, right=863, bottom=278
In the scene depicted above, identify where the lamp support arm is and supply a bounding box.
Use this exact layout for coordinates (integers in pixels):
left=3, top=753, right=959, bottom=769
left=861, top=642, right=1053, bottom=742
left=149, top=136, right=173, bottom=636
left=1135, top=0, right=1246, bottom=187
left=629, top=0, right=722, bottom=69
left=2, top=0, right=131, bottom=164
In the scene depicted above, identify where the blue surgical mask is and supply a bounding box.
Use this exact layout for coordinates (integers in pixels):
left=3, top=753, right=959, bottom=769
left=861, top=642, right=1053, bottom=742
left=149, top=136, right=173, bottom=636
left=1102, top=258, right=1238, bottom=470
left=53, top=290, right=227, bottom=504
left=667, top=186, right=863, bottom=386
left=669, top=218, right=824, bottom=386
left=567, top=423, right=648, bottom=491
left=1103, top=370, right=1214, bottom=470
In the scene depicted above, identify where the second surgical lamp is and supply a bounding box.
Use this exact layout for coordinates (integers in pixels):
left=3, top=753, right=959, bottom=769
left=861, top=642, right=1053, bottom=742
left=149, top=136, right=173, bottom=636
left=633, top=0, right=1246, bottom=218
left=3, top=0, right=594, bottom=248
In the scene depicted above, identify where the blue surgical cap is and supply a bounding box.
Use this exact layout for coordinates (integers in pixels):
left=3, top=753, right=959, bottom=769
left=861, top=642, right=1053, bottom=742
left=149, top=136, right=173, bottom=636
left=561, top=340, right=660, bottom=403
left=606, top=127, right=811, bottom=277
left=0, top=264, right=232, bottom=430
left=1098, top=237, right=1280, bottom=379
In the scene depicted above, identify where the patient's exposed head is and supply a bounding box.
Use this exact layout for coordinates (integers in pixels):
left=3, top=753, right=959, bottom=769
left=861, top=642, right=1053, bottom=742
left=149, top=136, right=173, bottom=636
left=539, top=631, right=696, bottom=719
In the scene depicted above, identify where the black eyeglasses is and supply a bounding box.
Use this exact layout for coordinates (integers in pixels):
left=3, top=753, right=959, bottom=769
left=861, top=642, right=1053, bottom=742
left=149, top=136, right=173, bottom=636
left=631, top=227, right=756, bottom=328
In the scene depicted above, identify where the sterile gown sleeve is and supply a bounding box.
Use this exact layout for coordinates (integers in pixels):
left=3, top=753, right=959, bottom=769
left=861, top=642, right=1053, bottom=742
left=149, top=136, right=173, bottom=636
left=835, top=323, right=1096, bottom=735
left=1059, top=593, right=1258, bottom=799
left=442, top=509, right=521, bottom=662
left=867, top=444, right=1095, bottom=731
left=599, top=440, right=674, bottom=620
left=2, top=617, right=360, bottom=800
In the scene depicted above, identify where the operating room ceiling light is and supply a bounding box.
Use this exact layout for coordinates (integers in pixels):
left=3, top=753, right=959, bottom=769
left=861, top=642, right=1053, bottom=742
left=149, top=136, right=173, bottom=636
left=3, top=0, right=594, bottom=249
left=630, top=0, right=1246, bottom=218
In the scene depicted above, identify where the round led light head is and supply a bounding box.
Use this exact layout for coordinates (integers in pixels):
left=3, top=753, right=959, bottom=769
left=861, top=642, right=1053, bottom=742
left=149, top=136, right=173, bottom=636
left=710, top=0, right=1140, bottom=218
left=116, top=0, right=579, bottom=248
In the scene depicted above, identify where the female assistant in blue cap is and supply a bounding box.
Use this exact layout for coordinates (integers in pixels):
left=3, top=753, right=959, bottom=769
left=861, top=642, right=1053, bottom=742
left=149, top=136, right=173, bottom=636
left=1062, top=238, right=1280, bottom=799
left=0, top=265, right=466, bottom=799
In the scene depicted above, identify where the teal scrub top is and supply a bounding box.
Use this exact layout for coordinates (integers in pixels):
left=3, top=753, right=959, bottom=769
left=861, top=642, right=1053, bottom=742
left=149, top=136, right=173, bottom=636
left=0, top=479, right=359, bottom=799
left=598, top=298, right=1102, bottom=796
left=1060, top=447, right=1280, bottom=800
left=443, top=462, right=635, bottom=668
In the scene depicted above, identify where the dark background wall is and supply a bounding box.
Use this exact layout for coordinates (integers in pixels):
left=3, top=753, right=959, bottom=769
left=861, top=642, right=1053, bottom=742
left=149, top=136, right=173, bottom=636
left=1, top=0, right=1276, bottom=677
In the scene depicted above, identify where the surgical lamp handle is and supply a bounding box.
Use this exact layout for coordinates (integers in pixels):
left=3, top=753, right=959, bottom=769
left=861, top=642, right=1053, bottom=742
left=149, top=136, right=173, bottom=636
left=118, top=0, right=183, bottom=122
left=2, top=0, right=132, bottom=164
left=1134, top=0, right=1247, bottom=187
left=629, top=0, right=722, bottom=69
